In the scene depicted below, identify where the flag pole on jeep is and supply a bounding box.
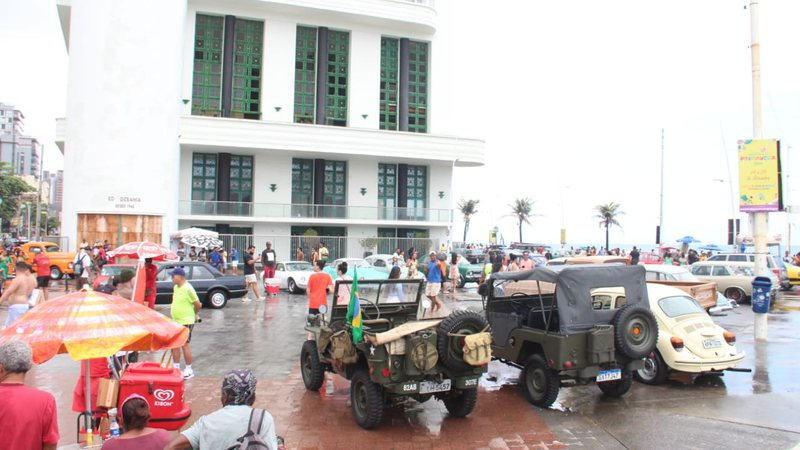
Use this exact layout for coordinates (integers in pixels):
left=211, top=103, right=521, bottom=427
left=346, top=268, right=362, bottom=344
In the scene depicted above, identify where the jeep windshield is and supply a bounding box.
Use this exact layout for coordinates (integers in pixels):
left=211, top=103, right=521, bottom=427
left=329, top=279, right=426, bottom=324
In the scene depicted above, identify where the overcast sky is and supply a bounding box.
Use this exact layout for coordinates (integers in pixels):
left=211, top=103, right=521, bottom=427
left=1, top=0, right=798, bottom=249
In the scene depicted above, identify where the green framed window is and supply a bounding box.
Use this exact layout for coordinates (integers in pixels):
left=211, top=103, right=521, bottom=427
left=192, top=14, right=224, bottom=116
left=229, top=155, right=253, bottom=203
left=293, top=26, right=317, bottom=124
left=323, top=160, right=347, bottom=205
left=325, top=30, right=349, bottom=126
left=406, top=165, right=427, bottom=218
left=191, top=153, right=218, bottom=201
left=291, top=158, right=314, bottom=218
left=408, top=41, right=429, bottom=133
left=379, top=38, right=399, bottom=131
left=377, top=164, right=397, bottom=208
left=232, top=19, right=263, bottom=120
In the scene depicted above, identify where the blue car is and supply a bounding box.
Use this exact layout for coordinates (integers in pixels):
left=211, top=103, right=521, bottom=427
left=324, top=258, right=389, bottom=281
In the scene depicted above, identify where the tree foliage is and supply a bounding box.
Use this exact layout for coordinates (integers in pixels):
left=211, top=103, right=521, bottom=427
left=0, top=163, right=35, bottom=231
left=509, top=198, right=535, bottom=243
left=457, top=198, right=479, bottom=243
left=594, top=202, right=624, bottom=251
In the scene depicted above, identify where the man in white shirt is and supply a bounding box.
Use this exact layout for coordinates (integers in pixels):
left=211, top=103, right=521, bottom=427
left=165, top=369, right=278, bottom=450
left=72, top=246, right=93, bottom=290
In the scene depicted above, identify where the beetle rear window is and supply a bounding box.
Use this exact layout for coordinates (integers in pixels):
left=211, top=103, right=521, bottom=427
left=658, top=295, right=705, bottom=318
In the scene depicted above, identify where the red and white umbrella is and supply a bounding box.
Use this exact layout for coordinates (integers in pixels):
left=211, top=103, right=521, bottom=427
left=107, top=241, right=178, bottom=261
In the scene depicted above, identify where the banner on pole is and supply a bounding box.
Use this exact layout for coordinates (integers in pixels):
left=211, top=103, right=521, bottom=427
left=738, top=139, right=783, bottom=212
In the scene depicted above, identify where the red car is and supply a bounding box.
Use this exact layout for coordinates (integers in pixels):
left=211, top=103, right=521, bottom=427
left=638, top=252, right=664, bottom=265
left=93, top=263, right=137, bottom=289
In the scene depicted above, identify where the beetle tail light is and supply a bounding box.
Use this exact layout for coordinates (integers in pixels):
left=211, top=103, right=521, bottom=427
left=723, top=331, right=736, bottom=345
left=670, top=337, right=684, bottom=351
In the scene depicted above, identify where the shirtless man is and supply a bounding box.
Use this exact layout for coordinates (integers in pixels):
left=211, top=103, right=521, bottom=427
left=1, top=262, right=36, bottom=328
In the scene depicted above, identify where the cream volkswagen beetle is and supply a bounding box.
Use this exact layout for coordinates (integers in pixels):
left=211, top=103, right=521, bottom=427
left=591, top=283, right=745, bottom=385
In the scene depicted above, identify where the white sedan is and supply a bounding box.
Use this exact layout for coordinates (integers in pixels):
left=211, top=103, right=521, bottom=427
left=592, top=283, right=745, bottom=385
left=274, top=261, right=314, bottom=294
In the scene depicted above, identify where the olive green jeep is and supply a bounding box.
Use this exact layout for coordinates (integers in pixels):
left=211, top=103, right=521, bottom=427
left=302, top=278, right=491, bottom=429
left=486, top=264, right=658, bottom=407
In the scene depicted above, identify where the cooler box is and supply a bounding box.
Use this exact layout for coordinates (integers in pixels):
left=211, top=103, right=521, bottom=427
left=266, top=278, right=280, bottom=295
left=118, top=362, right=191, bottom=430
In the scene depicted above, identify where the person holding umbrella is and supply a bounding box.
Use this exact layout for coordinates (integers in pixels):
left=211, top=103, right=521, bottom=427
left=144, top=258, right=157, bottom=309
left=169, top=267, right=201, bottom=379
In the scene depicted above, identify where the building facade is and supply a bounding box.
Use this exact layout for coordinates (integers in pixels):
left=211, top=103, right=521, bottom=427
left=55, top=0, right=484, bottom=257
left=0, top=103, right=40, bottom=180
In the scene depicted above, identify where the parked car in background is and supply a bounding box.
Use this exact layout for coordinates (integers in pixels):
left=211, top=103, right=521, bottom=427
left=706, top=253, right=789, bottom=290
left=20, top=241, right=77, bottom=280
left=274, top=261, right=314, bottom=294
left=323, top=258, right=388, bottom=281
left=643, top=265, right=718, bottom=311
left=364, top=254, right=424, bottom=279
left=638, top=252, right=664, bottom=264
left=419, top=257, right=484, bottom=288
left=786, top=263, right=800, bottom=286
left=690, top=261, right=779, bottom=303
left=155, top=261, right=246, bottom=309
left=547, top=256, right=628, bottom=266
left=93, top=263, right=137, bottom=289
left=592, top=284, right=745, bottom=385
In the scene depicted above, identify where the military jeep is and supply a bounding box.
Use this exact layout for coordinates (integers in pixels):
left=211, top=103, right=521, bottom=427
left=486, top=265, right=658, bottom=407
left=301, top=278, right=491, bottom=429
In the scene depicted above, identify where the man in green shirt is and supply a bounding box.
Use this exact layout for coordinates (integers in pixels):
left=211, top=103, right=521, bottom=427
left=170, top=267, right=201, bottom=380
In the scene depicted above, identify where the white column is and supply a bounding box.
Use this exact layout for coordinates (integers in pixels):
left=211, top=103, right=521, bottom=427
left=62, top=0, right=187, bottom=247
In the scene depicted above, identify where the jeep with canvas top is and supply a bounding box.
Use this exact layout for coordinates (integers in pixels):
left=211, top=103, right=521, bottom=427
left=301, top=278, right=491, bottom=429
left=486, top=264, right=658, bottom=407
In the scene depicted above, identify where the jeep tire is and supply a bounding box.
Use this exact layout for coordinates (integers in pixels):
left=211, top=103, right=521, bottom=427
left=521, top=354, right=559, bottom=408
left=437, top=310, right=490, bottom=372
left=300, top=340, right=324, bottom=391
left=351, top=369, right=384, bottom=429
left=597, top=370, right=633, bottom=397
left=613, top=305, right=658, bottom=360
left=441, top=388, right=478, bottom=417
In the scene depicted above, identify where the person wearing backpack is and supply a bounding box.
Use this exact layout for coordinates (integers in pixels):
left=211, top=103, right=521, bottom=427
left=165, top=369, right=278, bottom=450
left=72, top=246, right=92, bottom=290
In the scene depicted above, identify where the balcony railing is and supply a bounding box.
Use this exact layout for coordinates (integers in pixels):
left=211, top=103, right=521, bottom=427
left=179, top=200, right=452, bottom=223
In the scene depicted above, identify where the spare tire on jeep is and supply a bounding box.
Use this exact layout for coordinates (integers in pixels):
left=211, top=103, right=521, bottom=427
left=437, top=310, right=490, bottom=371
left=612, top=305, right=658, bottom=360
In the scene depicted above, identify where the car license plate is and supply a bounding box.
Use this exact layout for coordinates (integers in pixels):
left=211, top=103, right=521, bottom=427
left=596, top=368, right=622, bottom=383
left=703, top=338, right=722, bottom=349
left=419, top=379, right=452, bottom=394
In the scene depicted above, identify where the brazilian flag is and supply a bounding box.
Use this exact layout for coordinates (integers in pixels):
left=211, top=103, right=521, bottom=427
left=346, top=268, right=362, bottom=344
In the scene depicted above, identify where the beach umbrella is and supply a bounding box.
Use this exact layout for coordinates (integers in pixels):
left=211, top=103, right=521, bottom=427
left=108, top=241, right=178, bottom=261
left=181, top=234, right=224, bottom=249
left=699, top=244, right=723, bottom=252
left=676, top=236, right=702, bottom=244
left=0, top=290, right=188, bottom=443
left=169, top=227, right=218, bottom=240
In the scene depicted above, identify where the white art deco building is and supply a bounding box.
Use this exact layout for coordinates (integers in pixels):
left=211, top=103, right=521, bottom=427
left=55, top=0, right=484, bottom=258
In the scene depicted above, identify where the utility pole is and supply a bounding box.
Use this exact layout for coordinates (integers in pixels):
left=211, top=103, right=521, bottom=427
left=658, top=128, right=665, bottom=245
left=749, top=0, right=769, bottom=341
left=35, top=145, right=43, bottom=241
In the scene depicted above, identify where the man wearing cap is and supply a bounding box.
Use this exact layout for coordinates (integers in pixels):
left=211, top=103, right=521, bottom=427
left=165, top=368, right=278, bottom=450
left=170, top=267, right=201, bottom=379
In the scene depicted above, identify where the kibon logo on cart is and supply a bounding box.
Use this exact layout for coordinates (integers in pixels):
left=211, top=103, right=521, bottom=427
left=153, top=389, right=175, bottom=406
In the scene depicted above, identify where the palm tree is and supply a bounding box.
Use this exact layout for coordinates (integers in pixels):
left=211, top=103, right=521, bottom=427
left=595, top=202, right=624, bottom=252
left=509, top=198, right=535, bottom=243
left=457, top=199, right=479, bottom=243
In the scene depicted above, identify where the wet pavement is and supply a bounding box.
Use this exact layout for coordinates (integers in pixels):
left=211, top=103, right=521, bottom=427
left=4, top=282, right=800, bottom=449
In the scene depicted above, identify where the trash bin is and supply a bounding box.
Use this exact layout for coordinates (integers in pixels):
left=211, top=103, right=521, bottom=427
left=751, top=276, right=772, bottom=313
